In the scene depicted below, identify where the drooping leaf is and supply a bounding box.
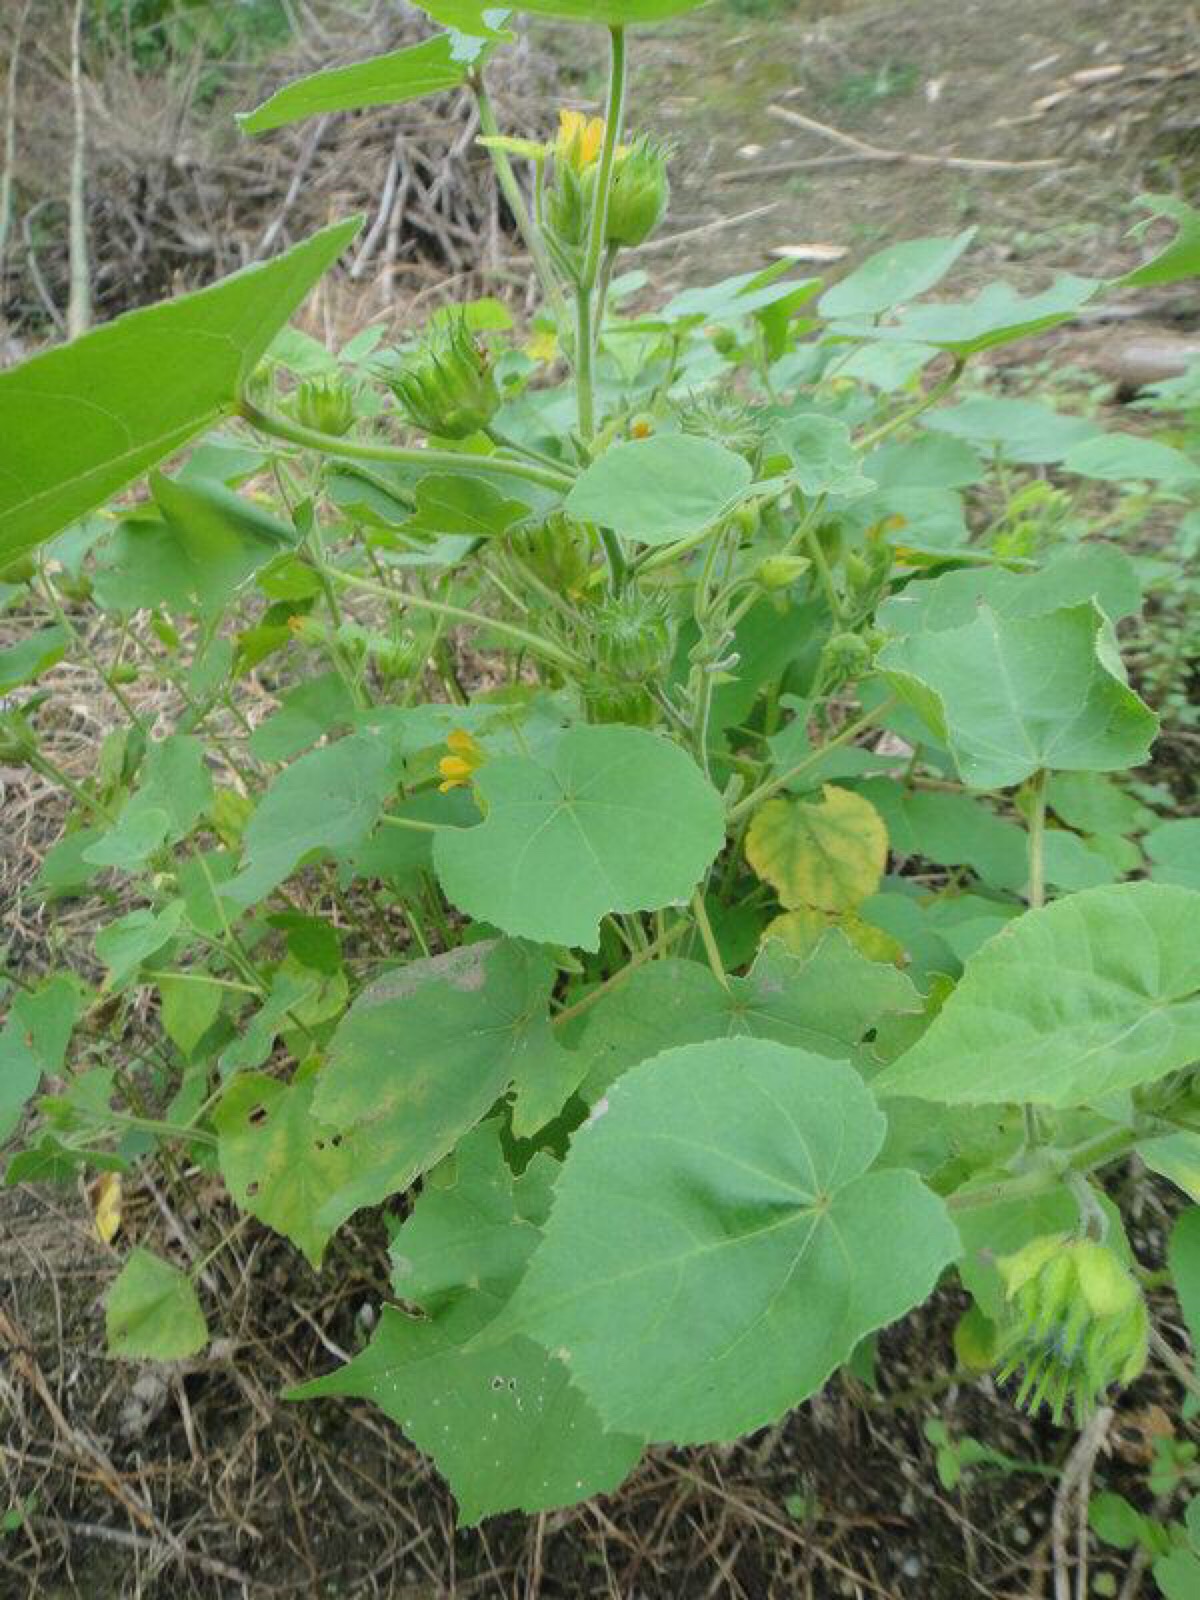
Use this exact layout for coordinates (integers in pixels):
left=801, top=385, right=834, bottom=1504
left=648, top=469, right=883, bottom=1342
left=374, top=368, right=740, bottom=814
left=0, top=220, right=360, bottom=562
left=223, top=731, right=405, bottom=906
left=310, top=940, right=566, bottom=1227
left=433, top=725, right=724, bottom=950
left=745, top=785, right=888, bottom=912
left=818, top=230, right=976, bottom=319
left=401, top=473, right=535, bottom=540
left=493, top=1039, right=959, bottom=1443
left=240, top=33, right=496, bottom=134
left=879, top=883, right=1200, bottom=1106
left=95, top=903, right=186, bottom=989
left=573, top=933, right=917, bottom=1102
left=105, top=1248, right=208, bottom=1360
left=564, top=436, right=752, bottom=545
left=0, top=976, right=87, bottom=1143
left=0, top=625, right=69, bottom=694
left=158, top=972, right=224, bottom=1059
left=878, top=602, right=1158, bottom=790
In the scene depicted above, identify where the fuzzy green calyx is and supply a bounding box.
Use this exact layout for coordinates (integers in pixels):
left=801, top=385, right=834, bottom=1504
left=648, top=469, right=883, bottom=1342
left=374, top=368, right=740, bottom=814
left=605, top=136, right=671, bottom=249
left=290, top=374, right=355, bottom=437
left=592, top=587, right=675, bottom=678
left=995, top=1234, right=1148, bottom=1424
left=389, top=315, right=500, bottom=441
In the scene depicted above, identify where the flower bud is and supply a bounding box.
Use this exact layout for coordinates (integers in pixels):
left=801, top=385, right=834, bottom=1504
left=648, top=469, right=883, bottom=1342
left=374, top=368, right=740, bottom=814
left=584, top=682, right=660, bottom=728
left=995, top=1233, right=1148, bottom=1423
left=389, top=315, right=500, bottom=441
left=290, top=374, right=355, bottom=437
left=755, top=555, right=811, bottom=592
left=605, top=136, right=671, bottom=249
left=817, top=630, right=873, bottom=691
left=511, top=512, right=593, bottom=597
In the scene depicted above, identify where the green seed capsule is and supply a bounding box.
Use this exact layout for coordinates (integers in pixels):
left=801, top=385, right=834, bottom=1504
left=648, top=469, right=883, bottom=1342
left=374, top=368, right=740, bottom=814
left=388, top=314, right=500, bottom=441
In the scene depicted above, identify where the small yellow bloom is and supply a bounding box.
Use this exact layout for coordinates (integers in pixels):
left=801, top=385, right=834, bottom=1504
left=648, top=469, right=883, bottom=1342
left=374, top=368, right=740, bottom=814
left=557, top=109, right=607, bottom=172
left=91, top=1171, right=122, bottom=1245
left=438, top=730, right=483, bottom=792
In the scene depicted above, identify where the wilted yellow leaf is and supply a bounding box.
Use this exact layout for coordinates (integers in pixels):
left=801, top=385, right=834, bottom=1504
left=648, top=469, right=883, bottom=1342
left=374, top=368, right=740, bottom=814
left=746, top=785, right=888, bottom=913
left=92, top=1171, right=123, bottom=1244
left=764, top=907, right=903, bottom=966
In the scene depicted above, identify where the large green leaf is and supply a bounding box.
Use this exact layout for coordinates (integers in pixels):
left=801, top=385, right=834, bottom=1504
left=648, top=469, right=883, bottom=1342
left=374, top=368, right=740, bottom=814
left=1168, top=1207, right=1200, bottom=1354
left=878, top=602, right=1158, bottom=790
left=223, top=730, right=405, bottom=906
left=0, top=625, right=69, bottom=694
left=564, top=436, right=752, bottom=545
left=818, top=230, right=976, bottom=319
left=0, top=220, right=359, bottom=562
left=500, top=0, right=708, bottom=20
left=923, top=397, right=1101, bottom=465
left=240, top=33, right=493, bottom=134
left=433, top=725, right=724, bottom=949
left=574, top=934, right=918, bottom=1102
left=291, top=1124, right=642, bottom=1523
left=768, top=413, right=874, bottom=499
left=402, top=473, right=535, bottom=540
left=879, top=883, right=1200, bottom=1107
left=310, top=940, right=569, bottom=1227
left=0, top=976, right=87, bottom=1143
left=1063, top=432, right=1200, bottom=486
left=879, top=545, right=1142, bottom=635
left=492, top=1038, right=958, bottom=1443
left=106, top=1248, right=208, bottom=1360
left=876, top=275, right=1101, bottom=356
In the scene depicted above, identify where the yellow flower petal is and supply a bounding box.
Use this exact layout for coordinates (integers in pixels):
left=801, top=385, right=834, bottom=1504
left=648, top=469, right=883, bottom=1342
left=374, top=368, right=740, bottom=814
left=92, top=1172, right=122, bottom=1244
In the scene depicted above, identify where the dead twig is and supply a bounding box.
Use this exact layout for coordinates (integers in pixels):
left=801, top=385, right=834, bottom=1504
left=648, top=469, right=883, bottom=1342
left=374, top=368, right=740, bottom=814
left=1051, top=1407, right=1113, bottom=1600
left=767, top=103, right=1062, bottom=173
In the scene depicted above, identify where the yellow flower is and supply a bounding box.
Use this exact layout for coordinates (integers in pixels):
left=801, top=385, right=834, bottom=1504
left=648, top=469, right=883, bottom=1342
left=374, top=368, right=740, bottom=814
left=438, top=729, right=483, bottom=792
left=556, top=109, right=607, bottom=172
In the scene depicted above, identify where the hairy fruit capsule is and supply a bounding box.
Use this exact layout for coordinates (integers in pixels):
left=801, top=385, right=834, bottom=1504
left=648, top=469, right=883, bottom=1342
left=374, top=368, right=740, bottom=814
left=605, top=136, right=671, bottom=249
left=995, top=1233, right=1148, bottom=1423
left=389, top=315, right=500, bottom=441
left=290, top=374, right=355, bottom=437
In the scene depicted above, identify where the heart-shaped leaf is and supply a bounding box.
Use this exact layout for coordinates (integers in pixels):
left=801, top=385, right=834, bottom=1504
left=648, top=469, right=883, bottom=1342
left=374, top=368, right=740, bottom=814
left=878, top=602, right=1158, bottom=790
left=564, top=436, right=752, bottom=545
left=746, top=785, right=888, bottom=912
left=433, top=725, right=724, bottom=949
left=106, top=1248, right=208, bottom=1360
left=493, top=1038, right=958, bottom=1443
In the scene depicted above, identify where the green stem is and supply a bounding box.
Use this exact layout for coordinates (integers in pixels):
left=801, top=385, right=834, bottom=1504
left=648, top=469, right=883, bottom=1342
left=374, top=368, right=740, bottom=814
left=856, top=356, right=966, bottom=453
left=727, top=699, right=894, bottom=823
left=575, top=286, right=597, bottom=442
left=946, top=1124, right=1139, bottom=1214
left=378, top=812, right=455, bottom=834
left=691, top=891, right=730, bottom=992
left=1022, top=768, right=1048, bottom=1149
left=324, top=565, right=583, bottom=672
left=238, top=400, right=574, bottom=495
left=472, top=75, right=566, bottom=321
left=572, top=25, right=627, bottom=443
left=552, top=919, right=690, bottom=1029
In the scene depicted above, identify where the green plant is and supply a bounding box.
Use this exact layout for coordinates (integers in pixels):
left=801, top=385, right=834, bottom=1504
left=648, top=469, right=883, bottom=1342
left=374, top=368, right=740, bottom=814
left=3, top=0, right=1200, bottom=1531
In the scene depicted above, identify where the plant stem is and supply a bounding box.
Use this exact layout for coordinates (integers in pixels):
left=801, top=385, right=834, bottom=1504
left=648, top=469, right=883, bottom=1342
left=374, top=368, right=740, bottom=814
left=856, top=356, right=966, bottom=452
left=238, top=399, right=574, bottom=495
left=946, top=1124, right=1138, bottom=1213
left=691, top=891, right=730, bottom=991
left=727, top=698, right=894, bottom=823
left=378, top=812, right=454, bottom=834
left=1023, top=767, right=1048, bottom=1149
left=472, top=75, right=566, bottom=321
left=324, top=564, right=583, bottom=672
left=552, top=919, right=690, bottom=1029
left=573, top=24, right=627, bottom=444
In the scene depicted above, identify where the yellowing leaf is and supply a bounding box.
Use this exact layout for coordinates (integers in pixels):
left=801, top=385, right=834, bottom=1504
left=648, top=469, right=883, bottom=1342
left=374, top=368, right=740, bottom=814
left=746, top=785, right=888, bottom=913
left=92, top=1172, right=123, bottom=1244
left=765, top=907, right=903, bottom=966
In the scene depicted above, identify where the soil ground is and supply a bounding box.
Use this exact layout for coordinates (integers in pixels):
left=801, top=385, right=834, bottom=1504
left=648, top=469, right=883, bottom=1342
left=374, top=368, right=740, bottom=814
left=2, top=1, right=1199, bottom=1596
